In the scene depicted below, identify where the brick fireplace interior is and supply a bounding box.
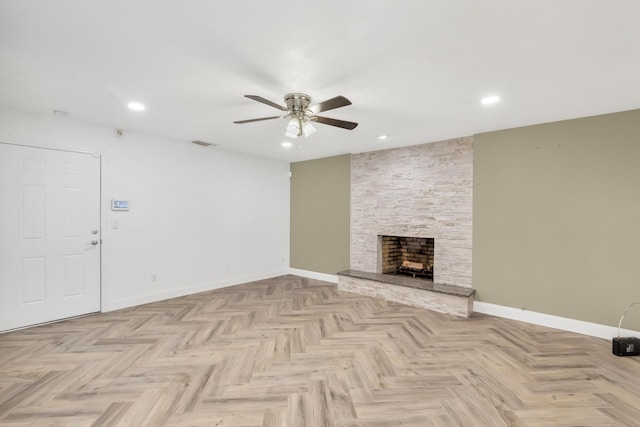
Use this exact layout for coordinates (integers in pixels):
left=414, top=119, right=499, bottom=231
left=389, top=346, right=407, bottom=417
left=378, top=235, right=434, bottom=280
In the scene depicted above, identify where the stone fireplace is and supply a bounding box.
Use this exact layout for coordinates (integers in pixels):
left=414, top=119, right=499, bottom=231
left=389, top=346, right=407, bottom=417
left=378, top=235, right=434, bottom=280
left=337, top=136, right=475, bottom=317
left=348, top=136, right=473, bottom=288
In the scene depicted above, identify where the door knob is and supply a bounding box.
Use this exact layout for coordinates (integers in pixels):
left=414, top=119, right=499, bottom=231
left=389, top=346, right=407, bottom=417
left=90, top=240, right=99, bottom=246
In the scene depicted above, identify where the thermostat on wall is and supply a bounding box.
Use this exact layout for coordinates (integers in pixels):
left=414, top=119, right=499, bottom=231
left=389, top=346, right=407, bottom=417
left=111, top=199, right=130, bottom=211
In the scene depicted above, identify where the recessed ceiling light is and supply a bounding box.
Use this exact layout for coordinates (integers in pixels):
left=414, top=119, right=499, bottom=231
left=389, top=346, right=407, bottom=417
left=281, top=141, right=293, bottom=148
left=481, top=95, right=500, bottom=105
left=127, top=102, right=146, bottom=111
left=378, top=135, right=388, bottom=140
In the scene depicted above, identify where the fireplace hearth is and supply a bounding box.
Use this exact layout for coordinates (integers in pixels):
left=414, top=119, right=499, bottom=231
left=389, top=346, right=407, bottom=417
left=378, top=235, right=434, bottom=281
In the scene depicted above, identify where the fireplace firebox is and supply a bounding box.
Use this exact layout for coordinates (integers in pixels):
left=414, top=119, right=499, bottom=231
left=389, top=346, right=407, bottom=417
left=378, top=235, right=434, bottom=280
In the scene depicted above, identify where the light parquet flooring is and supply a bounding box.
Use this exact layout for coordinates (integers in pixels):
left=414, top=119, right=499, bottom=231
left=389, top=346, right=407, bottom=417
left=1, top=275, right=640, bottom=426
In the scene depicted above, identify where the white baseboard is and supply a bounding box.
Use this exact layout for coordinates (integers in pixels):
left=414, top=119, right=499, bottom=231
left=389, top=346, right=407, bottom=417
left=473, top=301, right=640, bottom=340
left=102, top=269, right=289, bottom=312
left=287, top=268, right=338, bottom=284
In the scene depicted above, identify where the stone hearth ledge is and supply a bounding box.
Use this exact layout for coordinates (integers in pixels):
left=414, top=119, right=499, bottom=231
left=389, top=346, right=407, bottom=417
left=337, top=270, right=475, bottom=317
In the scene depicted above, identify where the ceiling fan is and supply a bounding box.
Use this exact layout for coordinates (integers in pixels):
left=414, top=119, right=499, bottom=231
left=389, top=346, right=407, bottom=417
left=234, top=93, right=358, bottom=138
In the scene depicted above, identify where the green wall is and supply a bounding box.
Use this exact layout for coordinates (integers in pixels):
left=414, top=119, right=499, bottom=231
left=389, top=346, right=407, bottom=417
left=473, top=109, right=640, bottom=330
left=290, top=154, right=350, bottom=274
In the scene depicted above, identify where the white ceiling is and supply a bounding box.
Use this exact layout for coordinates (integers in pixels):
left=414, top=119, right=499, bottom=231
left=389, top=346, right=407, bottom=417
left=1, top=1, right=639, bottom=162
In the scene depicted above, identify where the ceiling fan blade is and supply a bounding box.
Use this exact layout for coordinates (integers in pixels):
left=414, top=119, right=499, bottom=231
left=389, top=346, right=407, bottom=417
left=312, top=115, right=358, bottom=130
left=307, top=96, right=352, bottom=114
left=234, top=115, right=287, bottom=124
left=244, top=95, right=288, bottom=111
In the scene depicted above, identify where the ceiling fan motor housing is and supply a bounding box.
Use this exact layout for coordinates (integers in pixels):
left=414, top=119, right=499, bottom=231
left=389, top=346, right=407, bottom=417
left=285, top=93, right=311, bottom=117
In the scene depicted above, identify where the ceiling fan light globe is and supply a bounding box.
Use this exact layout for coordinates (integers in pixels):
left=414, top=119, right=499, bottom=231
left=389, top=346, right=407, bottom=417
left=285, top=118, right=300, bottom=138
left=302, top=121, right=316, bottom=137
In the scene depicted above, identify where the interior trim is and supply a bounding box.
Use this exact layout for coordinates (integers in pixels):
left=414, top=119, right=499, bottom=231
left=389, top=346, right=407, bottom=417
left=288, top=268, right=338, bottom=284
left=474, top=301, right=640, bottom=340
left=102, top=269, right=289, bottom=312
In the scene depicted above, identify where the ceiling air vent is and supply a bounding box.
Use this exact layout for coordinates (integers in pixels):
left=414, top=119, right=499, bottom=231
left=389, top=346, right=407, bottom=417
left=191, top=140, right=219, bottom=147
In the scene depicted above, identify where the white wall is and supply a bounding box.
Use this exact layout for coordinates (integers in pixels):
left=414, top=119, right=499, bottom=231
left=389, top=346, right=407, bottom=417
left=0, top=107, right=290, bottom=311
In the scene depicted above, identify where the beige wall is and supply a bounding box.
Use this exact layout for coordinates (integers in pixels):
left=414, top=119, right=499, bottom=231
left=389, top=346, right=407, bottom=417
left=290, top=155, right=350, bottom=274
left=473, top=109, right=640, bottom=330
left=289, top=110, right=640, bottom=330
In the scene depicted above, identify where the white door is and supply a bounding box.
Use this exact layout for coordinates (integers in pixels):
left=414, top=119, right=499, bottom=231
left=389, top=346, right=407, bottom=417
left=0, top=143, right=101, bottom=332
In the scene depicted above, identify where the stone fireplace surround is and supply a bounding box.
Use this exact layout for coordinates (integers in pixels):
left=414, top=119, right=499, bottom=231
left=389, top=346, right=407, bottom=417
left=337, top=137, right=474, bottom=317
left=338, top=270, right=474, bottom=317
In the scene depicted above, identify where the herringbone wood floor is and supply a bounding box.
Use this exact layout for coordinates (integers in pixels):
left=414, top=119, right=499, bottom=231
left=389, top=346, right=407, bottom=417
left=1, top=275, right=639, bottom=426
